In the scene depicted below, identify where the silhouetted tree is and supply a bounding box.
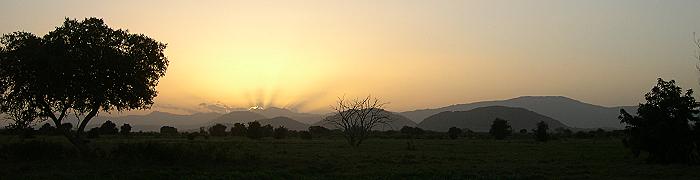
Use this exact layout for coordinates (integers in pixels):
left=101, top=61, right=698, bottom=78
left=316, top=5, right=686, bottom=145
left=489, top=118, right=512, bottom=140
left=619, top=78, right=700, bottom=163
left=120, top=124, right=132, bottom=136
left=273, top=126, right=289, bottom=139
left=324, top=95, right=391, bottom=147
left=300, top=131, right=312, bottom=140
left=262, top=124, right=274, bottom=137
left=308, top=126, right=331, bottom=137
left=230, top=123, right=247, bottom=136
left=99, top=120, right=118, bottom=135
left=0, top=17, right=168, bottom=151
left=519, top=129, right=528, bottom=134
left=533, top=121, right=549, bottom=142
left=247, top=121, right=263, bottom=139
left=208, top=123, right=227, bottom=137
left=38, top=123, right=57, bottom=135
left=160, top=126, right=178, bottom=135
left=448, top=127, right=463, bottom=139
left=2, top=107, right=38, bottom=137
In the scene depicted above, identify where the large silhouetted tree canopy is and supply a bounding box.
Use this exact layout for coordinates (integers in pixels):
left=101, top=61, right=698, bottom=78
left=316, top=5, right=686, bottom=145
left=619, top=78, right=700, bottom=164
left=0, top=17, right=168, bottom=150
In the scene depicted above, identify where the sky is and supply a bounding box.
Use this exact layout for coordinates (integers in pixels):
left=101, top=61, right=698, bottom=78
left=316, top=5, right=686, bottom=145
left=2, top=0, right=700, bottom=114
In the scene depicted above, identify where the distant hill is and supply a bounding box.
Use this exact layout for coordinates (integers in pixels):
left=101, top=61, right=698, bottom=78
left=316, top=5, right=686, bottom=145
left=257, top=116, right=310, bottom=131
left=401, top=96, right=636, bottom=129
left=250, top=107, right=323, bottom=124
left=208, top=111, right=267, bottom=125
left=418, top=106, right=568, bottom=132
left=313, top=109, right=417, bottom=131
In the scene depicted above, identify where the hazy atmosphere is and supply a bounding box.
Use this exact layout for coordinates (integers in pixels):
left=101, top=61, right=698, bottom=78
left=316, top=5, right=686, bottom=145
left=3, top=0, right=700, bottom=114
left=4, top=1, right=700, bottom=179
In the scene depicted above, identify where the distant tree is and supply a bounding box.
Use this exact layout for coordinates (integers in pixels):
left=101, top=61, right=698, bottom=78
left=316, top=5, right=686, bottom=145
left=324, top=95, right=391, bottom=147
left=448, top=127, right=463, bottom=139
left=489, top=118, right=512, bottom=140
left=0, top=17, right=169, bottom=151
left=160, top=126, right=178, bottom=135
left=308, top=126, right=331, bottom=137
left=533, top=121, right=549, bottom=142
left=619, top=78, right=700, bottom=163
left=208, top=123, right=227, bottom=137
left=299, top=131, right=312, bottom=140
left=2, top=107, right=38, bottom=137
left=38, top=123, right=57, bottom=135
left=230, top=123, right=247, bottom=136
left=120, top=124, right=132, bottom=136
left=246, top=121, right=263, bottom=139
left=262, top=124, right=274, bottom=137
left=99, top=120, right=119, bottom=135
left=519, top=129, right=528, bottom=134
left=273, top=126, right=289, bottom=139
left=400, top=126, right=425, bottom=138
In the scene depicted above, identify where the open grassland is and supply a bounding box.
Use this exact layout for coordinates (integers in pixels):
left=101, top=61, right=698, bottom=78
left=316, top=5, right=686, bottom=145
left=0, top=135, right=698, bottom=179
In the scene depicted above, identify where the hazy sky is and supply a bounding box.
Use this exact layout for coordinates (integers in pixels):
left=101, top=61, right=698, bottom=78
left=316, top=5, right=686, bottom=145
left=2, top=0, right=700, bottom=114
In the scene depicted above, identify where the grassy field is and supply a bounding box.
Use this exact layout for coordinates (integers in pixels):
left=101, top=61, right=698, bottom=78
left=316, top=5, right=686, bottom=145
left=0, top=135, right=698, bottom=179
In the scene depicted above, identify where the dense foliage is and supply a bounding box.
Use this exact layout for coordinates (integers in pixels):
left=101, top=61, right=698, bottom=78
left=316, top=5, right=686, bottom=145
left=533, top=121, right=549, bottom=142
left=0, top=17, right=168, bottom=150
left=489, top=118, right=512, bottom=140
left=619, top=78, right=700, bottom=164
left=448, top=127, right=463, bottom=139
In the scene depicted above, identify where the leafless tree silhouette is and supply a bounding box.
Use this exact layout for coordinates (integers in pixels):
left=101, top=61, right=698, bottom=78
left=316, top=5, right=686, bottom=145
left=325, top=95, right=391, bottom=147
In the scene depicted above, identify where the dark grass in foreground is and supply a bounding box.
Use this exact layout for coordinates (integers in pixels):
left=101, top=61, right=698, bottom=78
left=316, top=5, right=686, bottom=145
left=0, top=136, right=698, bottom=179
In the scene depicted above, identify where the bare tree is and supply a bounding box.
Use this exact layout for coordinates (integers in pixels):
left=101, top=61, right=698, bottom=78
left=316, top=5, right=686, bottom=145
left=324, top=95, right=391, bottom=147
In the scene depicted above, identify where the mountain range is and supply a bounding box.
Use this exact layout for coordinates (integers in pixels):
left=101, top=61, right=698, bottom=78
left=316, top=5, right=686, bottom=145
left=401, top=96, right=636, bottom=129
left=418, top=106, right=568, bottom=132
left=31, top=96, right=636, bottom=131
